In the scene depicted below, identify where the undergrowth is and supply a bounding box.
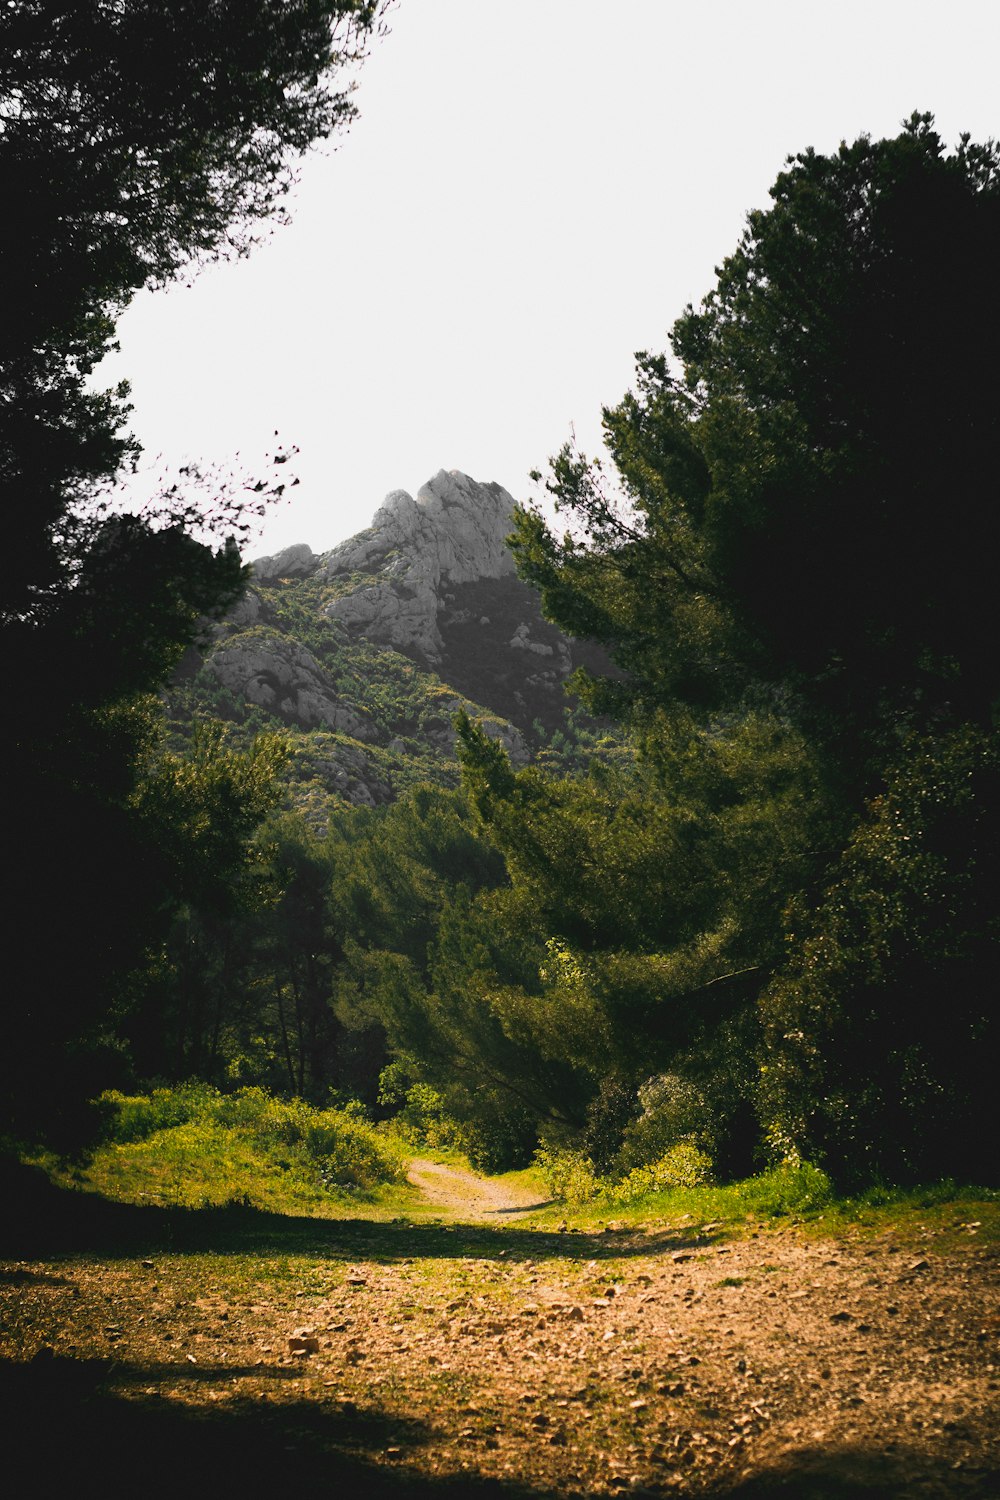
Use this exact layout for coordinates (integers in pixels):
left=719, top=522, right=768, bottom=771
left=529, top=1143, right=999, bottom=1245
left=533, top=1142, right=831, bottom=1215
left=41, top=1084, right=409, bottom=1215
left=24, top=1082, right=999, bottom=1245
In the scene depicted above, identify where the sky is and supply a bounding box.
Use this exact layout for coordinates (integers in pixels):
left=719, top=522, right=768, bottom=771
left=94, top=0, right=1000, bottom=560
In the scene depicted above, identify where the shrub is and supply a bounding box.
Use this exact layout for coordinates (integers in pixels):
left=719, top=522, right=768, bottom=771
left=458, top=1106, right=536, bottom=1174
left=605, top=1139, right=714, bottom=1205
left=378, top=1066, right=485, bottom=1160
left=614, top=1073, right=714, bottom=1175
left=582, top=1074, right=640, bottom=1174
left=299, top=1110, right=405, bottom=1187
left=214, top=1088, right=405, bottom=1187
left=98, top=1082, right=221, bottom=1142
left=98, top=1084, right=404, bottom=1189
left=533, top=1146, right=600, bottom=1204
left=738, top=1160, right=833, bottom=1216
left=394, top=1083, right=464, bottom=1148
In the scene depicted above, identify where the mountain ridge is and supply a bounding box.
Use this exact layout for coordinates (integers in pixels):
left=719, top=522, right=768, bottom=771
left=167, top=470, right=624, bottom=819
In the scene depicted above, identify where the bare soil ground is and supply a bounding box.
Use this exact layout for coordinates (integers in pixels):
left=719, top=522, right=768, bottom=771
left=2, top=1160, right=998, bottom=1498
left=406, top=1157, right=552, bottom=1220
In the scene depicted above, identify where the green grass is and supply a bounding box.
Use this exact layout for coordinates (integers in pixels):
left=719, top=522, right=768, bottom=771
left=48, top=1119, right=399, bottom=1217
left=490, top=1163, right=550, bottom=1200
left=520, top=1165, right=1000, bottom=1250
left=23, top=1083, right=1000, bottom=1256
left=791, top=1181, right=1000, bottom=1249
left=34, top=1084, right=422, bottom=1221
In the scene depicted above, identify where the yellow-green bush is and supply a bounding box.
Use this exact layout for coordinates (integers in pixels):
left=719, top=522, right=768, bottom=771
left=98, top=1084, right=405, bottom=1189
left=377, top=1067, right=489, bottom=1160
left=98, top=1082, right=221, bottom=1142
left=533, top=1146, right=600, bottom=1204
left=737, top=1159, right=832, bottom=1216
left=613, top=1073, right=715, bottom=1175
left=605, top=1139, right=714, bottom=1205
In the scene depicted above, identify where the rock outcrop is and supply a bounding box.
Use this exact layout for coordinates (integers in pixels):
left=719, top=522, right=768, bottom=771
left=320, top=470, right=517, bottom=663
left=172, top=468, right=619, bottom=822
left=244, top=469, right=615, bottom=737
left=250, top=543, right=319, bottom=585
left=208, top=635, right=378, bottom=739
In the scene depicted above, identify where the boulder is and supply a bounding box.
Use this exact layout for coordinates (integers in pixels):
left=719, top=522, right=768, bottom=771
left=207, top=636, right=378, bottom=739
left=250, top=542, right=319, bottom=584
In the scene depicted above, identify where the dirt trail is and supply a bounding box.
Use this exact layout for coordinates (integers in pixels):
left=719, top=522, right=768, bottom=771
left=2, top=1184, right=998, bottom=1496
left=406, top=1156, right=551, bottom=1220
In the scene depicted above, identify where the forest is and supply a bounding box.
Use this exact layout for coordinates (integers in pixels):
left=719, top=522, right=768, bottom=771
left=2, top=3, right=998, bottom=1195
left=2, top=7, right=999, bottom=1495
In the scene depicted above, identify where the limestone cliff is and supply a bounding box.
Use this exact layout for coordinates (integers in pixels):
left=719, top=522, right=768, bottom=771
left=316, top=470, right=518, bottom=662
left=167, top=470, right=619, bottom=820
left=247, top=468, right=607, bottom=732
left=207, top=635, right=379, bottom=740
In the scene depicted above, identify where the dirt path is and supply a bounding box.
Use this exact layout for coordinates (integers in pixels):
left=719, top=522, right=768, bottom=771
left=2, top=1193, right=998, bottom=1497
left=406, top=1157, right=551, bottom=1220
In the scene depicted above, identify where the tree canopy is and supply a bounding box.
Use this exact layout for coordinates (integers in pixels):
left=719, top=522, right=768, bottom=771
left=1, top=0, right=387, bottom=617
left=499, top=116, right=1000, bottom=1183
left=514, top=114, right=1000, bottom=783
left=0, top=0, right=389, bottom=1144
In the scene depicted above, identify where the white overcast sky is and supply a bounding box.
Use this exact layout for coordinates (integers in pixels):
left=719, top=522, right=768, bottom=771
left=95, top=0, right=1000, bottom=559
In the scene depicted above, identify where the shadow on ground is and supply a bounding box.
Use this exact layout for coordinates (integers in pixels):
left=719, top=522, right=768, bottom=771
left=0, top=1159, right=716, bottom=1263
left=490, top=1201, right=554, bottom=1216
left=0, top=1352, right=541, bottom=1497
left=4, top=1167, right=997, bottom=1499
left=1, top=1352, right=994, bottom=1499
left=714, top=1444, right=999, bottom=1498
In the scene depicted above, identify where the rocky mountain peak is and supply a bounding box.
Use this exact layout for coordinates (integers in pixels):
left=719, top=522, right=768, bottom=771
left=314, top=470, right=518, bottom=662
left=332, top=468, right=516, bottom=578
left=249, top=540, right=319, bottom=586
left=180, top=468, right=618, bottom=820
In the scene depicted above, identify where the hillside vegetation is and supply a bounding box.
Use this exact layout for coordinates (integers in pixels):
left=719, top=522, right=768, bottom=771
left=3, top=8, right=999, bottom=1489
left=7, top=117, right=998, bottom=1213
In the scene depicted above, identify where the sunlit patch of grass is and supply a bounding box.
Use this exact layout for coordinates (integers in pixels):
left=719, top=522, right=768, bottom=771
left=517, top=1169, right=1000, bottom=1247
left=382, top=1133, right=474, bottom=1171
left=799, top=1184, right=1000, bottom=1249
left=38, top=1118, right=426, bottom=1220
left=76, top=1120, right=340, bottom=1212
left=489, top=1164, right=550, bottom=1200
left=30, top=1083, right=429, bottom=1222
left=522, top=1179, right=745, bottom=1233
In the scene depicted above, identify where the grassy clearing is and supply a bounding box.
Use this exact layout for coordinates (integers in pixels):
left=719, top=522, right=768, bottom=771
left=6, top=1093, right=997, bottom=1500
left=520, top=1149, right=999, bottom=1252
left=525, top=1171, right=1000, bottom=1252
left=20, top=1082, right=999, bottom=1257
left=42, top=1120, right=416, bottom=1219
left=33, top=1084, right=421, bottom=1221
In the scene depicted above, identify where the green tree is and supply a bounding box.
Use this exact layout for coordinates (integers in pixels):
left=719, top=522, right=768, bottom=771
left=759, top=725, right=1000, bottom=1184
left=328, top=786, right=559, bottom=1164
left=245, top=812, right=347, bottom=1099
left=0, top=1, right=389, bottom=1144
left=119, top=728, right=289, bottom=1081
left=456, top=709, right=825, bottom=1173
left=515, top=115, right=1000, bottom=780
left=509, top=116, right=1000, bottom=1183
left=1, top=0, right=388, bottom=617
